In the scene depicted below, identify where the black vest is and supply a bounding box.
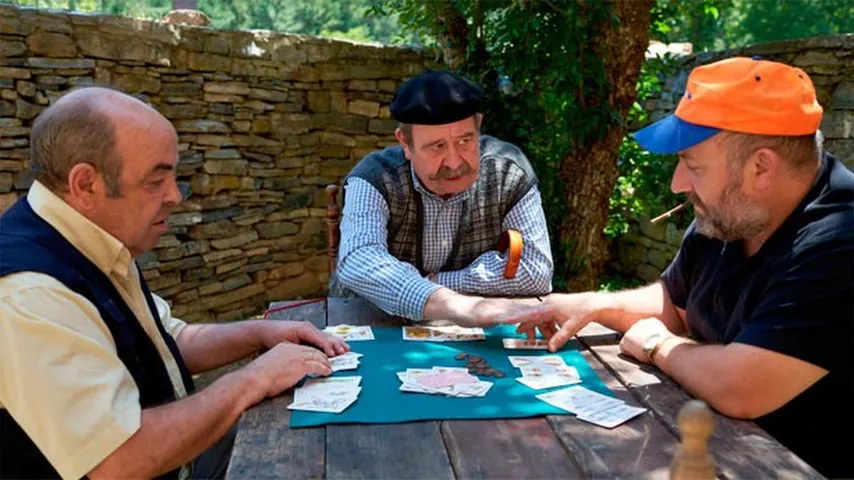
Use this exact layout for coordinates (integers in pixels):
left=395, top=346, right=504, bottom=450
left=0, top=196, right=194, bottom=479
left=329, top=135, right=538, bottom=296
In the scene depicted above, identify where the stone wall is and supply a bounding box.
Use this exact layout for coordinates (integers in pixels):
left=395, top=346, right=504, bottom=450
left=0, top=4, right=436, bottom=322
left=611, top=34, right=853, bottom=283
left=609, top=219, right=684, bottom=283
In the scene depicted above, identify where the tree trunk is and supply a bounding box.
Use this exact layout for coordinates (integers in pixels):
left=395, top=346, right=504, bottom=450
left=558, top=0, right=652, bottom=292
left=434, top=0, right=470, bottom=71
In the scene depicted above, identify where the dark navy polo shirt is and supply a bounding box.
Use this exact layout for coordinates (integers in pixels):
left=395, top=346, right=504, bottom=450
left=661, top=153, right=854, bottom=478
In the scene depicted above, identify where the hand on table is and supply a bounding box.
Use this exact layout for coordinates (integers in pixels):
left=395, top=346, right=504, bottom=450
left=246, top=342, right=332, bottom=400
left=258, top=320, right=350, bottom=357
left=510, top=293, right=604, bottom=352
left=619, top=318, right=674, bottom=364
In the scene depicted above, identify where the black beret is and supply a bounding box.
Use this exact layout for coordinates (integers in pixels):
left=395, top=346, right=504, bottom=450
left=390, top=70, right=484, bottom=125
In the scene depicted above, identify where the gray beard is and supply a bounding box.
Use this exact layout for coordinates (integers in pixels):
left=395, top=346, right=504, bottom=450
left=692, top=183, right=769, bottom=241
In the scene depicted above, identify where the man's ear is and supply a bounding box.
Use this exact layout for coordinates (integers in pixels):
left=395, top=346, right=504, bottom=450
left=750, top=147, right=781, bottom=192
left=66, top=163, right=101, bottom=212
left=475, top=113, right=483, bottom=130
left=395, top=127, right=412, bottom=160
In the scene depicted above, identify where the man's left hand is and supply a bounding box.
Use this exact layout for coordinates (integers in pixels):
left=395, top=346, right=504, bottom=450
left=258, top=321, right=350, bottom=357
left=619, top=318, right=673, bottom=364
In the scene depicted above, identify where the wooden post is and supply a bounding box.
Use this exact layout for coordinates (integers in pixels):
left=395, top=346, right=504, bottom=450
left=671, top=400, right=716, bottom=480
left=326, top=185, right=341, bottom=275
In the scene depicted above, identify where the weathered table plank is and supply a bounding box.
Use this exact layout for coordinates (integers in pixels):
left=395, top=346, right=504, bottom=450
left=265, top=299, right=327, bottom=329
left=546, top=349, right=677, bottom=480
left=226, top=394, right=325, bottom=479
left=585, top=343, right=823, bottom=480
left=325, top=297, right=454, bottom=479
left=326, top=422, right=455, bottom=480
left=441, top=418, right=582, bottom=479
left=225, top=300, right=328, bottom=480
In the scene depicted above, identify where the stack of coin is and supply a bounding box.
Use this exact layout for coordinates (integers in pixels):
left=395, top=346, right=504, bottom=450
left=456, top=353, right=505, bottom=378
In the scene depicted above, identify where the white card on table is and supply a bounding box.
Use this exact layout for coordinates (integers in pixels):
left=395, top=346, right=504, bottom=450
left=508, top=355, right=566, bottom=368
left=503, top=338, right=550, bottom=350
left=329, top=351, right=362, bottom=372
left=516, top=374, right=582, bottom=390
left=536, top=386, right=624, bottom=416
left=324, top=324, right=374, bottom=341
left=287, top=391, right=359, bottom=413
left=403, top=326, right=485, bottom=342
left=577, top=404, right=647, bottom=428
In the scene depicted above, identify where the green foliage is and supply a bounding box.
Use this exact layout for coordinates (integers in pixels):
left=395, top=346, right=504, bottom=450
left=607, top=56, right=689, bottom=238
left=371, top=0, right=619, bottom=289
left=3, top=0, right=417, bottom=44
left=651, top=0, right=854, bottom=52
left=598, top=272, right=644, bottom=292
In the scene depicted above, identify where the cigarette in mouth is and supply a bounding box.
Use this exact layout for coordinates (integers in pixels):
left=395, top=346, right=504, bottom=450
left=651, top=201, right=688, bottom=224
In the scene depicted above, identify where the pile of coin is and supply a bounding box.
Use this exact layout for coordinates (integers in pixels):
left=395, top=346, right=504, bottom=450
left=455, top=353, right=505, bottom=378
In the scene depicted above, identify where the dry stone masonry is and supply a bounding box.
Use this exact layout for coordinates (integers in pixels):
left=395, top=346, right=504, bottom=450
left=0, top=4, right=437, bottom=322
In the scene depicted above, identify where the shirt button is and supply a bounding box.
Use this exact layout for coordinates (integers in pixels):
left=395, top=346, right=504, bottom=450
left=442, top=240, right=448, bottom=247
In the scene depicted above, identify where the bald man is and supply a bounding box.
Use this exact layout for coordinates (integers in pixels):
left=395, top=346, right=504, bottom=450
left=0, top=87, right=351, bottom=480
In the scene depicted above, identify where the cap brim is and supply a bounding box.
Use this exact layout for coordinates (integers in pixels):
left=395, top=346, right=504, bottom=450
left=632, top=115, right=720, bottom=154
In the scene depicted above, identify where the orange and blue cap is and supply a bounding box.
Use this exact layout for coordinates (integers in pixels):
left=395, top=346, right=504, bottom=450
left=633, top=57, right=823, bottom=154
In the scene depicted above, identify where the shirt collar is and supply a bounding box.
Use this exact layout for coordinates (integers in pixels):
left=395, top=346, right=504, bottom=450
left=27, top=181, right=133, bottom=279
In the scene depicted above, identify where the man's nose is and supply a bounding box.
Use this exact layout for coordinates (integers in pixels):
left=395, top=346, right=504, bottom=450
left=164, top=177, right=182, bottom=206
left=671, top=161, right=690, bottom=194
left=443, top=144, right=464, bottom=170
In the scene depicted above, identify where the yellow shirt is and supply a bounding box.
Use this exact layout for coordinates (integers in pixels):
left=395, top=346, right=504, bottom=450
left=0, top=181, right=189, bottom=480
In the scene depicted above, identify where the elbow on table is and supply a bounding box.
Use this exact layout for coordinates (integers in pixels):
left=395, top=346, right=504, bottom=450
left=703, top=383, right=766, bottom=420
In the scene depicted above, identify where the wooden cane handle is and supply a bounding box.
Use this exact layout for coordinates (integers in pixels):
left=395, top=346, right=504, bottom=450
left=497, top=229, right=523, bottom=279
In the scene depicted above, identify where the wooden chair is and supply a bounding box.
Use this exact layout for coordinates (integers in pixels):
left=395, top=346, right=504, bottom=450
left=326, top=185, right=341, bottom=276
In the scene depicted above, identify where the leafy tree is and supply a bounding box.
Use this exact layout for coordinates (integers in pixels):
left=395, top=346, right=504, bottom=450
left=371, top=0, right=652, bottom=291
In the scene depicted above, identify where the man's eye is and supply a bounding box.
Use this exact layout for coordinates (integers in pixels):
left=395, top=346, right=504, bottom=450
left=457, top=137, right=470, bottom=146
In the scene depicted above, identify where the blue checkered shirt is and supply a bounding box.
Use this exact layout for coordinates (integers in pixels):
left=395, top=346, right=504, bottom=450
left=337, top=172, right=553, bottom=321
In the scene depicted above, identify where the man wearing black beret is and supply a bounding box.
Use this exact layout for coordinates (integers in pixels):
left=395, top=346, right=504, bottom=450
left=329, top=70, right=554, bottom=325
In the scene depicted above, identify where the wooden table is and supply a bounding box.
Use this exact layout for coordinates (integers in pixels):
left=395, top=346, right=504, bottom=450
left=226, top=298, right=822, bottom=479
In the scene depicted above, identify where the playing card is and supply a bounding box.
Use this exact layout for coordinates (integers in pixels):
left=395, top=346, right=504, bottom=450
left=288, top=388, right=360, bottom=413
left=456, top=381, right=494, bottom=397
left=295, top=378, right=361, bottom=403
left=329, top=352, right=362, bottom=372
left=577, top=404, right=648, bottom=428
left=503, top=338, right=550, bottom=350
left=508, top=355, right=566, bottom=368
left=324, top=324, right=375, bottom=341
left=518, top=364, right=579, bottom=378
left=403, top=326, right=485, bottom=342
left=536, top=386, right=624, bottom=416
left=516, top=374, right=582, bottom=390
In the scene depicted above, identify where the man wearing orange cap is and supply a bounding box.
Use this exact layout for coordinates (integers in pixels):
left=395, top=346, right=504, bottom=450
left=502, top=57, right=853, bottom=477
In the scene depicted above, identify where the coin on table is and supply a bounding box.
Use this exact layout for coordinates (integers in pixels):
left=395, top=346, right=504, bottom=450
left=493, top=370, right=505, bottom=378
left=469, top=355, right=483, bottom=363
left=455, top=353, right=468, bottom=360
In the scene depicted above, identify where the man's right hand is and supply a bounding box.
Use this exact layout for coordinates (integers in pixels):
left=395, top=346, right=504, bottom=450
left=245, top=342, right=332, bottom=402
left=511, top=292, right=604, bottom=352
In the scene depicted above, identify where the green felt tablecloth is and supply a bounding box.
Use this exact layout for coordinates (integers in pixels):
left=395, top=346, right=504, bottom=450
left=289, top=325, right=614, bottom=428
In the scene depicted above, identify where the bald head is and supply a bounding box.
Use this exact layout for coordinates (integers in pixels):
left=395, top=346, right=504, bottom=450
left=29, top=87, right=170, bottom=197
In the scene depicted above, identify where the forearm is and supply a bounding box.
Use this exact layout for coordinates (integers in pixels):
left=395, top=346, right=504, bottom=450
left=435, top=249, right=552, bottom=297
left=562, top=282, right=685, bottom=334
left=654, top=339, right=755, bottom=418
left=89, top=369, right=263, bottom=479
left=175, top=321, right=265, bottom=374
left=422, top=287, right=483, bottom=326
